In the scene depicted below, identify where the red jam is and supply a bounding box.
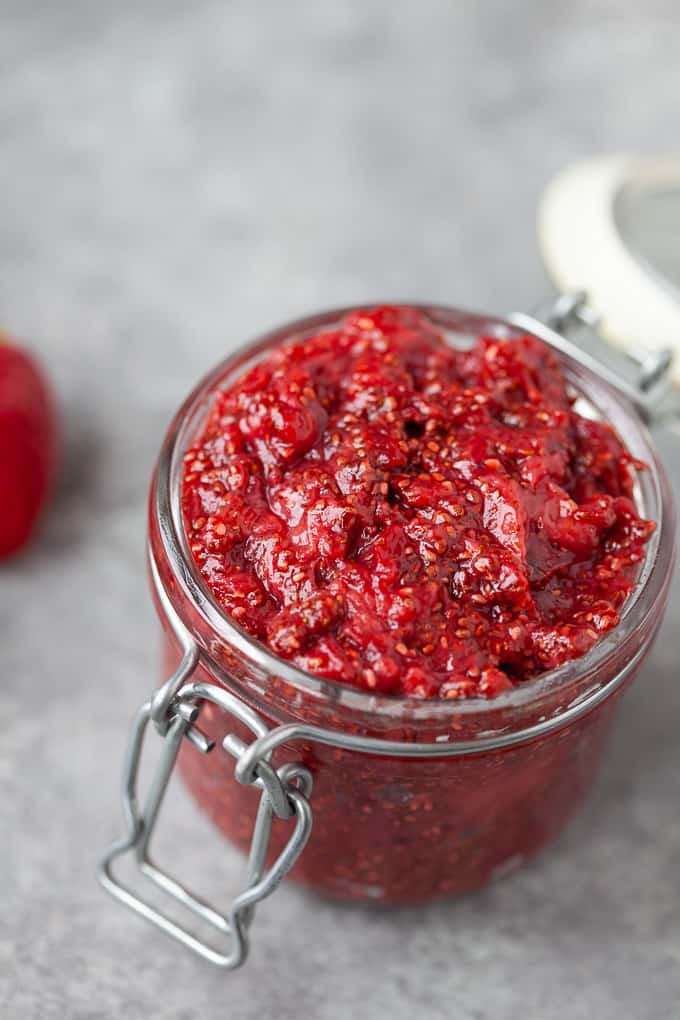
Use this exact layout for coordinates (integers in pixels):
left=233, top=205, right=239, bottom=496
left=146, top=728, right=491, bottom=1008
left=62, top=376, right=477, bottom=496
left=182, top=305, right=653, bottom=699
left=166, top=304, right=670, bottom=905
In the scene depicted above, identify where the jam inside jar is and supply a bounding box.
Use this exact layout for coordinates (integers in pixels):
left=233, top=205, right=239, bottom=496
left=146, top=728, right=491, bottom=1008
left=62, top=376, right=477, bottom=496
left=148, top=304, right=675, bottom=905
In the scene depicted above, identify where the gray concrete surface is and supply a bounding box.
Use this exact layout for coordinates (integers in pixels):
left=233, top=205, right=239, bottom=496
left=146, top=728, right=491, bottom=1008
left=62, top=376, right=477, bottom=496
left=2, top=2, right=680, bottom=1017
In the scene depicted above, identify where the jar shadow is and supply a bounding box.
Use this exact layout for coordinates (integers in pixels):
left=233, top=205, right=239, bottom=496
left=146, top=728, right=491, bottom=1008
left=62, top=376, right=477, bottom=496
left=39, top=414, right=102, bottom=555
left=40, top=403, right=153, bottom=558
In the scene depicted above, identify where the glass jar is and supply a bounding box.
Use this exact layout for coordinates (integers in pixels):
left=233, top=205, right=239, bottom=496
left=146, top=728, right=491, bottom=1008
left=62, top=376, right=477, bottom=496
left=102, top=303, right=676, bottom=967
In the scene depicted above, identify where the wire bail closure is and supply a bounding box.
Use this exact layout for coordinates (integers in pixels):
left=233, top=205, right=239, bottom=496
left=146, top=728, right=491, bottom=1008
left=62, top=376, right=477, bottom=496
left=98, top=665, right=313, bottom=968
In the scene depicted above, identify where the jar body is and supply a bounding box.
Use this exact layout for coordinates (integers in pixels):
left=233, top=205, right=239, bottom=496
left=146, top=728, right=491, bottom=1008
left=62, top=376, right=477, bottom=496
left=171, top=637, right=629, bottom=902
left=148, top=302, right=675, bottom=907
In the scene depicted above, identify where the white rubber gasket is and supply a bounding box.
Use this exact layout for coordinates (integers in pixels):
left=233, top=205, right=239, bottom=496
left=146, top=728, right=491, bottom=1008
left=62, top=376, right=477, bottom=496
left=538, top=154, right=680, bottom=384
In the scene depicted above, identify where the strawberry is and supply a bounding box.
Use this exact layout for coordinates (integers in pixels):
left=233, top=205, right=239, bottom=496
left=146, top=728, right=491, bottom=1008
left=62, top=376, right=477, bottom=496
left=0, top=336, right=58, bottom=557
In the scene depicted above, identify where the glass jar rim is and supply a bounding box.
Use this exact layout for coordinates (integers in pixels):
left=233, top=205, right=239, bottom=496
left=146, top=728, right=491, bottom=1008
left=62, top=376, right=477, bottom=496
left=150, top=302, right=676, bottom=727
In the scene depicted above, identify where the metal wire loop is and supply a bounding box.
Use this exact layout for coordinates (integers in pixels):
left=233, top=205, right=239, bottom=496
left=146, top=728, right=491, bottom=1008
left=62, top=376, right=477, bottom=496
left=98, top=668, right=314, bottom=968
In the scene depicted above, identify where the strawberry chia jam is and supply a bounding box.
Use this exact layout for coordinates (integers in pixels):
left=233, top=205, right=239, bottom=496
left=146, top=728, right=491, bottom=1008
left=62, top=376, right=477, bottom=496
left=180, top=305, right=653, bottom=698
left=148, top=304, right=672, bottom=903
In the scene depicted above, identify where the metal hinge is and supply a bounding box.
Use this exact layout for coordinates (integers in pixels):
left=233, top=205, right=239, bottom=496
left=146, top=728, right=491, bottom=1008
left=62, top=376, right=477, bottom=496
left=511, top=291, right=678, bottom=428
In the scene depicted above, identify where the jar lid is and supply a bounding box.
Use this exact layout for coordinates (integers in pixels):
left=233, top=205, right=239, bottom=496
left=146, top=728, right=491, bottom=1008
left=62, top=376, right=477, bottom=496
left=538, top=155, right=680, bottom=385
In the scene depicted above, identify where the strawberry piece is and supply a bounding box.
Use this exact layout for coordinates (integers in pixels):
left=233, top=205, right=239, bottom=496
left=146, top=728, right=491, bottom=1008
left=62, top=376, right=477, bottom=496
left=0, top=338, right=58, bottom=557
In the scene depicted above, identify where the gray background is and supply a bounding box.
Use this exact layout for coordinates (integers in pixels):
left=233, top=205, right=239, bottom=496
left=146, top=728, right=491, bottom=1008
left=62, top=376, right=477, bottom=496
left=2, top=2, right=680, bottom=1018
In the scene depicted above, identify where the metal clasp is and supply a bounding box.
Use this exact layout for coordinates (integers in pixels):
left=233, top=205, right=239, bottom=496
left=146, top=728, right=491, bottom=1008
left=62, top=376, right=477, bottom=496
left=98, top=668, right=313, bottom=968
left=510, top=291, right=679, bottom=427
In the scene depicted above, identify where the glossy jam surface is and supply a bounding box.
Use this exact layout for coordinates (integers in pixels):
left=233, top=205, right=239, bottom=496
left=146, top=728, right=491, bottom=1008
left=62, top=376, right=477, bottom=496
left=181, top=305, right=653, bottom=698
